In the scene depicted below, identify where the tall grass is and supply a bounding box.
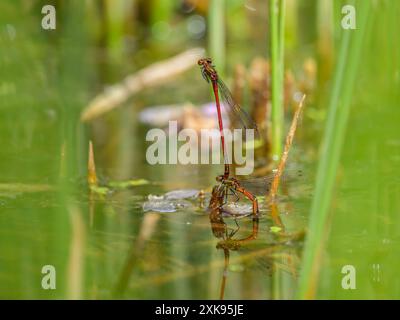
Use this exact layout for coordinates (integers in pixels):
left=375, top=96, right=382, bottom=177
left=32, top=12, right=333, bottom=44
left=151, top=0, right=175, bottom=24
left=208, top=0, right=226, bottom=74
left=269, top=0, right=285, bottom=160
left=297, top=0, right=371, bottom=299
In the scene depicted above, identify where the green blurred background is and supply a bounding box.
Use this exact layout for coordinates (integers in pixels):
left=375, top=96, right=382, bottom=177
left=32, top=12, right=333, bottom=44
left=0, top=0, right=399, bottom=299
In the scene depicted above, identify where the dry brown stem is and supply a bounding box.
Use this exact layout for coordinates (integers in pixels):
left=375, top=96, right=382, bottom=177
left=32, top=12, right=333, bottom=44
left=269, top=94, right=306, bottom=202
left=81, top=48, right=204, bottom=122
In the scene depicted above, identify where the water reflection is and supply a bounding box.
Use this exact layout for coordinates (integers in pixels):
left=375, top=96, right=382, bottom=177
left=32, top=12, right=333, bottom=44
left=209, top=184, right=302, bottom=299
left=101, top=182, right=305, bottom=299
left=209, top=204, right=259, bottom=299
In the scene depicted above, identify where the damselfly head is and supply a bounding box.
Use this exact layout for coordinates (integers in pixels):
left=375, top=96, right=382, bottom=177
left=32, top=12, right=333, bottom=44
left=198, top=57, right=213, bottom=66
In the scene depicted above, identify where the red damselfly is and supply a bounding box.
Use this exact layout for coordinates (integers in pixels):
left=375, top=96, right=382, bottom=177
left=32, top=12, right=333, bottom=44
left=215, top=176, right=260, bottom=215
left=198, top=58, right=259, bottom=179
left=209, top=185, right=259, bottom=299
left=211, top=167, right=303, bottom=216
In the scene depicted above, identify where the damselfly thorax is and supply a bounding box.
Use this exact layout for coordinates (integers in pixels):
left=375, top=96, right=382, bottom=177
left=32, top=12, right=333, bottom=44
left=198, top=58, right=218, bottom=82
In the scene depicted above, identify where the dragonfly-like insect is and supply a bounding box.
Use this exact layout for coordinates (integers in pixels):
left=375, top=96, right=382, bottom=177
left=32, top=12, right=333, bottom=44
left=209, top=186, right=300, bottom=299
left=210, top=166, right=303, bottom=216
left=199, top=58, right=261, bottom=215
left=209, top=185, right=259, bottom=299
left=198, top=57, right=259, bottom=180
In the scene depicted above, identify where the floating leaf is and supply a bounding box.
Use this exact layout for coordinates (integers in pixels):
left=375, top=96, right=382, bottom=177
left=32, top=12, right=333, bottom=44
left=143, top=200, right=177, bottom=213
left=164, top=189, right=199, bottom=200
left=108, top=179, right=149, bottom=189
left=143, top=198, right=191, bottom=213
left=143, top=195, right=192, bottom=213
left=270, top=226, right=282, bottom=233
left=89, top=185, right=110, bottom=195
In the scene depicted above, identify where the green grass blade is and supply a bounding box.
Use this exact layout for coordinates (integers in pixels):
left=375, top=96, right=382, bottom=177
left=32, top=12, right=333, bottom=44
left=208, top=0, right=226, bottom=74
left=270, top=0, right=285, bottom=160
left=297, top=0, right=371, bottom=299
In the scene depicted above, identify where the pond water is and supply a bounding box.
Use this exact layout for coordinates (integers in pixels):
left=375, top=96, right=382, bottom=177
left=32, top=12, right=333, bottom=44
left=0, top=128, right=313, bottom=299
left=0, top=1, right=399, bottom=300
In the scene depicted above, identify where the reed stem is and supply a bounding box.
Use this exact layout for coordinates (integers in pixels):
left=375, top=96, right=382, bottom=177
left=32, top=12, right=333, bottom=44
left=296, top=0, right=371, bottom=299
left=208, top=0, right=226, bottom=75
left=269, top=95, right=306, bottom=202
left=270, top=0, right=285, bottom=160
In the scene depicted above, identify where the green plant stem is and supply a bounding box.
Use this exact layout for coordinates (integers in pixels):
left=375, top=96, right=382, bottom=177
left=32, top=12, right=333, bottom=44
left=270, top=0, right=285, bottom=160
left=296, top=0, right=371, bottom=299
left=208, top=0, right=226, bottom=75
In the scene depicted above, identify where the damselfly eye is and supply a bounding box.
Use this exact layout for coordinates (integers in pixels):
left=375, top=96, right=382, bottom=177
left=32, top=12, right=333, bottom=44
left=206, top=58, right=212, bottom=63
